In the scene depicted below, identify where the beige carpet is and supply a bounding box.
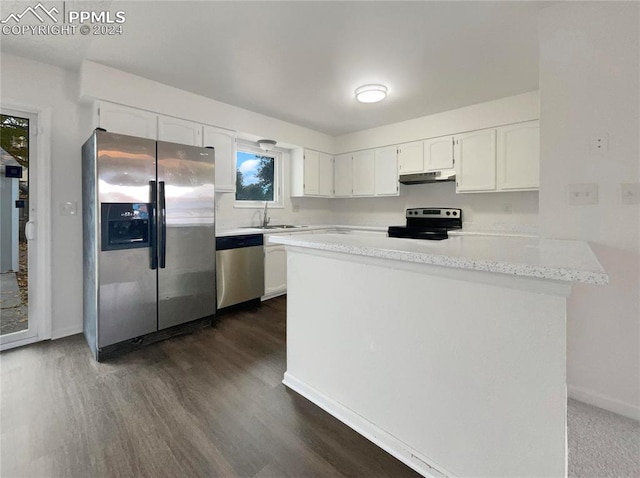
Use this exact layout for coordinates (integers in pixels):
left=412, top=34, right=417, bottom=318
left=568, top=399, right=640, bottom=477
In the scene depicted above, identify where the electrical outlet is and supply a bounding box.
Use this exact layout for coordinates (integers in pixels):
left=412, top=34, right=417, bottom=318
left=590, top=134, right=609, bottom=153
left=567, top=184, right=599, bottom=205
left=59, top=201, right=77, bottom=216
left=621, top=183, right=640, bottom=205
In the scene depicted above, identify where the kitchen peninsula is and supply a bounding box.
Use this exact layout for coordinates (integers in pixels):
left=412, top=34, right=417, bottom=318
left=270, top=233, right=607, bottom=478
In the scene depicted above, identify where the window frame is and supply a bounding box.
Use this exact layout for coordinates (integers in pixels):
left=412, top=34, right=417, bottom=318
left=233, top=140, right=284, bottom=209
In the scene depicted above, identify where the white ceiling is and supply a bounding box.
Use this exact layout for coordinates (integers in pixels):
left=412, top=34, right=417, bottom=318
left=0, top=1, right=550, bottom=136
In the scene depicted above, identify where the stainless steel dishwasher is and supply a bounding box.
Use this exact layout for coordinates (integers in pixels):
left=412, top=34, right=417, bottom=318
left=216, top=234, right=265, bottom=310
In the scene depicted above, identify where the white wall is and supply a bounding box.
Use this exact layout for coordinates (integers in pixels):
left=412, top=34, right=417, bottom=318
left=0, top=53, right=84, bottom=339
left=539, top=2, right=640, bottom=419
left=334, top=91, right=539, bottom=153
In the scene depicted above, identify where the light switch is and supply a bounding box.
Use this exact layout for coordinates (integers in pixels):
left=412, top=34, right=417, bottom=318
left=59, top=201, right=77, bottom=216
left=567, top=184, right=599, bottom=205
left=621, top=183, right=640, bottom=205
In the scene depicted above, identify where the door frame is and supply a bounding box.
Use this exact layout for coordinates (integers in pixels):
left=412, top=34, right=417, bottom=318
left=0, top=103, right=52, bottom=350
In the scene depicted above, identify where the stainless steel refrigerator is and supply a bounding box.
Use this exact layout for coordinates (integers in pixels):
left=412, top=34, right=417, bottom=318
left=82, top=130, right=216, bottom=360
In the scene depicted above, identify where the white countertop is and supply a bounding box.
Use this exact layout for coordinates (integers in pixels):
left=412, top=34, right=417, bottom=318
left=269, top=233, right=608, bottom=285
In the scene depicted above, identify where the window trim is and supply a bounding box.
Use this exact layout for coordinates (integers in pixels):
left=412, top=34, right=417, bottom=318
left=234, top=141, right=284, bottom=209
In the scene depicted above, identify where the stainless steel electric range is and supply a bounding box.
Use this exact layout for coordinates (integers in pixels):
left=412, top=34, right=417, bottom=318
left=388, top=208, right=462, bottom=240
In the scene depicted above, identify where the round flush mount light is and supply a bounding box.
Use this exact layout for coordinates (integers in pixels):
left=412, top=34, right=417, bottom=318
left=355, top=84, right=388, bottom=103
left=257, top=139, right=277, bottom=152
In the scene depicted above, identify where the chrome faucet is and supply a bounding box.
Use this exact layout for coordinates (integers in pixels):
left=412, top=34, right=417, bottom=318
left=262, top=201, right=270, bottom=228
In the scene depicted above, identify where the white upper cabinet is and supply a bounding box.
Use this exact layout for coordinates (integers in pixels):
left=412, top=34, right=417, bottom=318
left=158, top=115, right=203, bottom=146
left=352, top=150, right=376, bottom=196
left=98, top=102, right=157, bottom=140
left=398, top=141, right=423, bottom=174
left=291, top=149, right=333, bottom=197
left=318, top=152, right=334, bottom=196
left=424, top=135, right=454, bottom=171
left=497, top=120, right=540, bottom=191
left=454, top=129, right=497, bottom=193
left=303, top=149, right=320, bottom=195
left=334, top=153, right=353, bottom=197
left=203, top=125, right=237, bottom=193
left=374, top=146, right=399, bottom=196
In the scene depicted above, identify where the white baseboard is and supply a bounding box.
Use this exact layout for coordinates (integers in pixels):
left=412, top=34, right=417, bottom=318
left=282, top=372, right=454, bottom=478
left=51, top=325, right=83, bottom=340
left=568, top=385, right=640, bottom=421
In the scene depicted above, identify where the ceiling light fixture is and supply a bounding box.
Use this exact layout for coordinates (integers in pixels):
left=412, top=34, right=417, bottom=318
left=355, top=84, right=388, bottom=103
left=257, top=139, right=277, bottom=152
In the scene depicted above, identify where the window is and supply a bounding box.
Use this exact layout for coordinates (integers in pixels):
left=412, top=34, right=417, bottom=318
left=235, top=142, right=282, bottom=207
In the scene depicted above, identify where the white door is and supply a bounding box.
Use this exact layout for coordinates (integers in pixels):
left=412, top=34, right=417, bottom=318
left=398, top=141, right=424, bottom=174
left=374, top=146, right=399, bottom=196
left=334, top=153, right=353, bottom=197
left=264, top=246, right=287, bottom=298
left=1, top=108, right=49, bottom=350
left=158, top=115, right=202, bottom=146
left=424, top=135, right=454, bottom=171
left=98, top=101, right=157, bottom=139
left=303, top=149, right=320, bottom=195
left=455, top=129, right=497, bottom=192
left=203, top=125, right=237, bottom=193
left=352, top=149, right=375, bottom=196
left=498, top=121, right=540, bottom=190
left=318, top=153, right=334, bottom=197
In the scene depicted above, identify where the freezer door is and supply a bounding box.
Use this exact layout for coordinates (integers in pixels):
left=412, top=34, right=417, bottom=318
left=96, top=131, right=158, bottom=347
left=157, top=141, right=216, bottom=330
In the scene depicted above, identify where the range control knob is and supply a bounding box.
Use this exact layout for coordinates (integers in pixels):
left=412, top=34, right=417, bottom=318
left=452, top=211, right=458, bottom=216
left=446, top=211, right=451, bottom=216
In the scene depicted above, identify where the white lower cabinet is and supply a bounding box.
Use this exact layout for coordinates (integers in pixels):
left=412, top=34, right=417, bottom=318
left=263, top=244, right=287, bottom=299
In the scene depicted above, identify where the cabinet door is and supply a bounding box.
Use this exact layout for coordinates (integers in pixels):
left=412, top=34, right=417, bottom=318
left=203, top=126, right=236, bottom=193
left=318, top=152, right=334, bottom=197
left=498, top=121, right=539, bottom=191
left=334, top=154, right=353, bottom=197
left=424, top=135, right=454, bottom=171
left=398, top=141, right=423, bottom=174
left=264, top=246, right=287, bottom=298
left=374, top=146, right=399, bottom=196
left=352, top=150, right=375, bottom=196
left=303, top=149, right=320, bottom=195
left=98, top=102, right=157, bottom=140
left=158, top=116, right=203, bottom=146
left=455, top=129, right=497, bottom=193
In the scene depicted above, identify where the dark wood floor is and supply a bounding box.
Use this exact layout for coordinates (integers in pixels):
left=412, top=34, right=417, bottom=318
left=1, top=297, right=420, bottom=478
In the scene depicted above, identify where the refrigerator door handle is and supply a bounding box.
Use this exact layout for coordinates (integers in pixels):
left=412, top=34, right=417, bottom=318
left=159, top=180, right=167, bottom=269
left=149, top=180, right=158, bottom=270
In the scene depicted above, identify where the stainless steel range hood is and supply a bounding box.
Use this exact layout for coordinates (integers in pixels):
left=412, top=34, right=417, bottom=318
left=399, top=169, right=456, bottom=185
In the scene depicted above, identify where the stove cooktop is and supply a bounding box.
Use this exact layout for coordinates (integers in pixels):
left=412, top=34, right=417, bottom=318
left=388, top=208, right=462, bottom=240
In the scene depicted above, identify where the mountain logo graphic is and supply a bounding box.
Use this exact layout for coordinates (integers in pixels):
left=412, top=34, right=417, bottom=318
left=1, top=3, right=59, bottom=24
